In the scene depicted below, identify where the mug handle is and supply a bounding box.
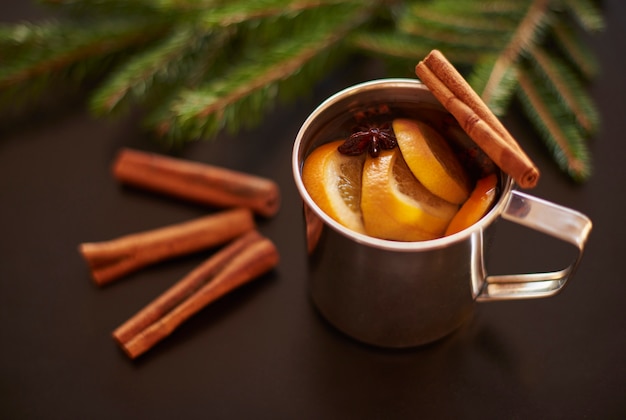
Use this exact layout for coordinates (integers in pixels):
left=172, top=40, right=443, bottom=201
left=476, top=190, right=592, bottom=301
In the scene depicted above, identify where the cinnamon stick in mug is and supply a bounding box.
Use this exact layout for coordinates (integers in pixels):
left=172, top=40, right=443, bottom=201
left=113, top=148, right=280, bottom=217
left=79, top=208, right=255, bottom=286
left=113, top=230, right=279, bottom=359
left=415, top=49, right=539, bottom=188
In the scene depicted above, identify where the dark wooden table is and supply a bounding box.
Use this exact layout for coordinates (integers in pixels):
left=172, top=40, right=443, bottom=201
left=2, top=2, right=625, bottom=418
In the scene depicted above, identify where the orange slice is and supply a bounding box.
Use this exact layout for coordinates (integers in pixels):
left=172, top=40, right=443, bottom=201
left=393, top=118, right=471, bottom=204
left=302, top=140, right=366, bottom=233
left=445, top=173, right=498, bottom=236
left=361, top=148, right=458, bottom=241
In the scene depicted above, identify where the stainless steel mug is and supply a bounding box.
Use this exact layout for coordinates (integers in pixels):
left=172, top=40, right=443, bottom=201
left=292, top=79, right=592, bottom=348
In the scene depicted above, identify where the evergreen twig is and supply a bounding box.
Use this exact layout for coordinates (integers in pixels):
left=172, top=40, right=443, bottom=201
left=0, top=0, right=604, bottom=181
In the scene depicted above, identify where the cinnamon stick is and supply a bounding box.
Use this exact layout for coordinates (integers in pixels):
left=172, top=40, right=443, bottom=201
left=113, top=230, right=279, bottom=359
left=79, top=208, right=255, bottom=286
left=415, top=49, right=539, bottom=188
left=113, top=148, right=281, bottom=217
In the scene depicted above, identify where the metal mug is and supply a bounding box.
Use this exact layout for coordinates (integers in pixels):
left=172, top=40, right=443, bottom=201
left=292, top=79, right=592, bottom=348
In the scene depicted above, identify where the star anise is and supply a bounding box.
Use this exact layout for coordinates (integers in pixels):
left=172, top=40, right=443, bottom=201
left=338, top=121, right=397, bottom=158
left=337, top=105, right=397, bottom=158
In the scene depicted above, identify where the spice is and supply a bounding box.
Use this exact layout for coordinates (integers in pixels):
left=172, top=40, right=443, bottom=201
left=113, top=148, right=280, bottom=217
left=415, top=49, right=540, bottom=189
left=338, top=122, right=397, bottom=157
left=113, top=230, right=279, bottom=359
left=337, top=105, right=398, bottom=157
left=79, top=208, right=255, bottom=286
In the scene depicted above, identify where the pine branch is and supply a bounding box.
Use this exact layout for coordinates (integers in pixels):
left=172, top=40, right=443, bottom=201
left=526, top=43, right=599, bottom=135
left=561, top=0, right=605, bottom=33
left=0, top=18, right=168, bottom=89
left=517, top=65, right=590, bottom=181
left=151, top=4, right=369, bottom=144
left=89, top=26, right=219, bottom=115
left=350, top=30, right=455, bottom=64
left=191, top=0, right=352, bottom=28
left=403, top=0, right=524, bottom=35
left=373, top=0, right=600, bottom=180
left=468, top=55, right=519, bottom=116
left=399, top=3, right=510, bottom=54
left=479, top=0, right=551, bottom=105
left=0, top=0, right=604, bottom=182
left=551, top=21, right=598, bottom=79
left=40, top=0, right=212, bottom=17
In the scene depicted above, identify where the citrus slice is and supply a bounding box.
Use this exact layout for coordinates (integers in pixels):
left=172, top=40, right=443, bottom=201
left=361, top=148, right=459, bottom=241
left=445, top=173, right=499, bottom=236
left=393, top=118, right=471, bottom=204
left=302, top=140, right=366, bottom=234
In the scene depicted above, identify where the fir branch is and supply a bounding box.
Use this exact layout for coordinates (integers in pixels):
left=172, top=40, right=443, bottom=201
left=399, top=4, right=509, bottom=53
left=560, top=0, right=605, bottom=32
left=551, top=20, right=598, bottom=79
left=468, top=54, right=519, bottom=116
left=526, top=43, right=599, bottom=134
left=0, top=19, right=168, bottom=89
left=403, top=1, right=524, bottom=34
left=348, top=31, right=421, bottom=61
left=40, top=0, right=214, bottom=17
left=153, top=4, right=368, bottom=143
left=517, top=65, right=590, bottom=181
left=350, top=30, right=482, bottom=65
left=89, top=26, right=217, bottom=114
left=193, top=0, right=354, bottom=28
left=0, top=0, right=605, bottom=182
left=479, top=0, right=551, bottom=105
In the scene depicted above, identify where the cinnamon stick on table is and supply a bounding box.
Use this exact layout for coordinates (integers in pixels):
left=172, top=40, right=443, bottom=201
left=79, top=207, right=255, bottom=286
left=113, top=148, right=280, bottom=217
left=113, top=230, right=279, bottom=359
left=415, top=49, right=540, bottom=188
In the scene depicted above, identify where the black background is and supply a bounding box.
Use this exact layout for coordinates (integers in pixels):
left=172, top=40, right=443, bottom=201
left=2, top=2, right=625, bottom=418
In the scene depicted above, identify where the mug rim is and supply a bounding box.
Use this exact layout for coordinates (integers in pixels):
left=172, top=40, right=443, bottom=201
left=292, top=78, right=515, bottom=252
